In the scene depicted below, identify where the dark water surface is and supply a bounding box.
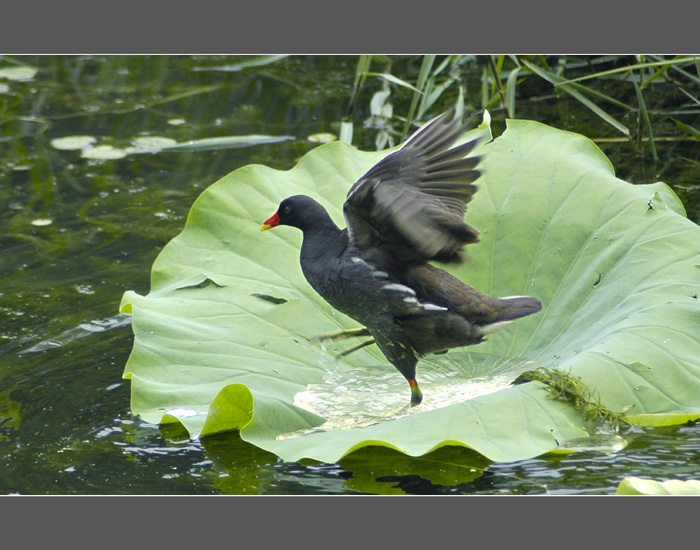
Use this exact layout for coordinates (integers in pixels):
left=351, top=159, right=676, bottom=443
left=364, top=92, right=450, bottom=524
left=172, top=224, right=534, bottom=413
left=2, top=55, right=700, bottom=495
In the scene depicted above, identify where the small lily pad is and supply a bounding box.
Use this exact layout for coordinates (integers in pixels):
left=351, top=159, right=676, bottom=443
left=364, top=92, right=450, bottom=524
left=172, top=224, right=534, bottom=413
left=81, top=145, right=128, bottom=160
left=0, top=66, right=38, bottom=81
left=130, top=136, right=179, bottom=150
left=51, top=135, right=97, bottom=151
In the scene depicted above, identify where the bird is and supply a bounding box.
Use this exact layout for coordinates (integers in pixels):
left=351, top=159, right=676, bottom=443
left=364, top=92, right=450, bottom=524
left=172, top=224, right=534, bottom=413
left=260, top=109, right=542, bottom=406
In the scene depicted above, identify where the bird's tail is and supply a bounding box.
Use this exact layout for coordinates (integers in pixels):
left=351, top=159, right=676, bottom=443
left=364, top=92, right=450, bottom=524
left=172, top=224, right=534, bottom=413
left=494, top=295, right=543, bottom=321
left=402, top=264, right=542, bottom=325
left=477, top=296, right=542, bottom=335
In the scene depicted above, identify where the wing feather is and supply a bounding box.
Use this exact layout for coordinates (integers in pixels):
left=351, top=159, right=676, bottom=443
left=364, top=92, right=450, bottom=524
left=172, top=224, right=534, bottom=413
left=344, top=110, right=485, bottom=264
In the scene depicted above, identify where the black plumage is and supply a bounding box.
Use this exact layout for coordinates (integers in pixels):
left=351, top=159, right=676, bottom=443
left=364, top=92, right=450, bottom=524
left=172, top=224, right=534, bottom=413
left=261, top=110, right=542, bottom=405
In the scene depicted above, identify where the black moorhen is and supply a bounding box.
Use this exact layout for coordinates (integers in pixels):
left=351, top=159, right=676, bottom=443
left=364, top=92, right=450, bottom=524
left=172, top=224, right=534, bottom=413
left=261, top=110, right=542, bottom=406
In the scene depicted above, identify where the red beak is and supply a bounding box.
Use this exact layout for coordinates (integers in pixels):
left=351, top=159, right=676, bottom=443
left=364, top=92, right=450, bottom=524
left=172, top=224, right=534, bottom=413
left=260, top=211, right=280, bottom=231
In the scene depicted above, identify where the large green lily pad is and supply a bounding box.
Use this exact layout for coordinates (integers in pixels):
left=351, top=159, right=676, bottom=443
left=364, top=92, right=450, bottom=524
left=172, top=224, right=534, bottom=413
left=120, top=119, right=700, bottom=463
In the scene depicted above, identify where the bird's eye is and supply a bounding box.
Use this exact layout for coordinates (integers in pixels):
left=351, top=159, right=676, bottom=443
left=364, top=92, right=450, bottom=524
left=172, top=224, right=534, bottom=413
left=283, top=205, right=291, bottom=214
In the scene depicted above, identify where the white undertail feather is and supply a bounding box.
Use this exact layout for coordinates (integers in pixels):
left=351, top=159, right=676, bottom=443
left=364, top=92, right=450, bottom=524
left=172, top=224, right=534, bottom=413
left=479, top=320, right=516, bottom=335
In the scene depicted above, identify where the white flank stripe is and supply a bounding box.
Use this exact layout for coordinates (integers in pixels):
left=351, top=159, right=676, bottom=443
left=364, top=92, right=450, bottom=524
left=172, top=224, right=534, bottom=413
left=421, top=303, right=448, bottom=312
left=382, top=283, right=416, bottom=295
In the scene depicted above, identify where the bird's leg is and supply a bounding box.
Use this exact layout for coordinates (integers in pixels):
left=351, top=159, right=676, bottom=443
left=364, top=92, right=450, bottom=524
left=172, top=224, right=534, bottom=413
left=408, top=378, right=423, bottom=406
left=315, top=327, right=375, bottom=358
left=317, top=327, right=371, bottom=341
left=335, top=338, right=376, bottom=359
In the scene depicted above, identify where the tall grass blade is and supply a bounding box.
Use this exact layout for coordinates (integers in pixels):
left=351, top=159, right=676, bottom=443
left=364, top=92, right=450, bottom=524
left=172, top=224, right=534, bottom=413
left=487, top=55, right=511, bottom=118
left=506, top=67, right=520, bottom=119
left=557, top=56, right=699, bottom=85
left=634, top=82, right=657, bottom=161
left=647, top=54, right=700, bottom=87
left=679, top=87, right=700, bottom=106
left=347, top=55, right=374, bottom=117
left=521, top=58, right=631, bottom=137
left=416, top=55, right=462, bottom=119
left=365, top=72, right=421, bottom=93
left=402, top=55, right=435, bottom=139
left=568, top=83, right=633, bottom=111
left=480, top=65, right=491, bottom=109
left=672, top=118, right=700, bottom=140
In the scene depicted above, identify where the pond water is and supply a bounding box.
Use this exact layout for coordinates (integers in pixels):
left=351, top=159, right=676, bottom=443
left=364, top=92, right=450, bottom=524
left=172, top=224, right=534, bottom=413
left=2, top=55, right=700, bottom=495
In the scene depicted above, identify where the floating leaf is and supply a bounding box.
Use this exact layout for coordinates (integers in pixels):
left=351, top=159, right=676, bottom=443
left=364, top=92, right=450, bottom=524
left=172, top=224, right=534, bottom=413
left=59, top=134, right=294, bottom=160
left=120, top=119, right=700, bottom=464
left=0, top=66, right=38, bottom=81
left=192, top=55, right=289, bottom=72
left=138, top=135, right=295, bottom=152
left=617, top=476, right=700, bottom=495
left=130, top=136, right=179, bottom=150
left=51, top=135, right=97, bottom=150
left=81, top=145, right=128, bottom=159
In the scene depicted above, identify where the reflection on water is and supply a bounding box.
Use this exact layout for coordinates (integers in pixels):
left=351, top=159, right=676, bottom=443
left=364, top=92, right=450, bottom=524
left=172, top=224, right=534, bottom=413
left=21, top=314, right=133, bottom=353
left=277, top=354, right=538, bottom=439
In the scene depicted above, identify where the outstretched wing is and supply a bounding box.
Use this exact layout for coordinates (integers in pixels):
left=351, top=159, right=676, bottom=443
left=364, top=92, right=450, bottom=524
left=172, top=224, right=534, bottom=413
left=344, top=110, right=484, bottom=265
